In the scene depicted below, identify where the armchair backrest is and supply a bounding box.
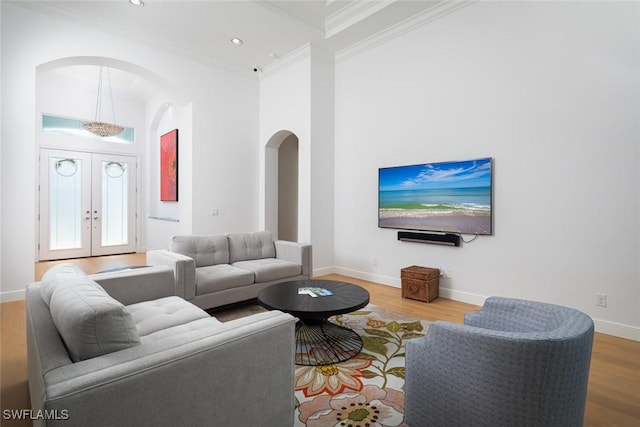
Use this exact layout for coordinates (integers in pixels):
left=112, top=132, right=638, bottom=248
left=405, top=297, right=594, bottom=427
left=465, top=296, right=585, bottom=333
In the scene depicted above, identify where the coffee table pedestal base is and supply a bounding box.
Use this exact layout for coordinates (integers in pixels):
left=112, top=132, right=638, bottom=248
left=295, top=320, right=363, bottom=366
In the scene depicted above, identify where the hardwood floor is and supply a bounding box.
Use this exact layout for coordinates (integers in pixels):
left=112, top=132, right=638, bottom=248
left=327, top=274, right=640, bottom=426
left=1, top=255, right=638, bottom=426
left=33, top=252, right=147, bottom=280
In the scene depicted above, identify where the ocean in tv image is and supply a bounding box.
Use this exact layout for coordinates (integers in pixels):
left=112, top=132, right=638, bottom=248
left=378, top=158, right=492, bottom=235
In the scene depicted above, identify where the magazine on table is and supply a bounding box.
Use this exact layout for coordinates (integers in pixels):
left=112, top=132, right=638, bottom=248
left=297, top=287, right=333, bottom=297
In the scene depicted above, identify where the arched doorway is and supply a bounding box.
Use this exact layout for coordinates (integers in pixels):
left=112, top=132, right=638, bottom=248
left=265, top=130, right=299, bottom=241
left=35, top=56, right=188, bottom=259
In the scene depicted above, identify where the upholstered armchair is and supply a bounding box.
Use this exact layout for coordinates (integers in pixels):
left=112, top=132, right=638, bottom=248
left=405, top=297, right=594, bottom=427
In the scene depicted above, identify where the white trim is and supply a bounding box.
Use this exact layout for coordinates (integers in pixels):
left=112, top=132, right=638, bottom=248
left=326, top=0, right=396, bottom=39
left=7, top=265, right=639, bottom=341
left=592, top=318, right=640, bottom=342
left=313, top=266, right=337, bottom=278
left=316, top=265, right=640, bottom=342
left=336, top=0, right=474, bottom=63
left=261, top=43, right=311, bottom=77
left=331, top=266, right=400, bottom=288
left=439, top=287, right=487, bottom=307
left=1, top=290, right=26, bottom=303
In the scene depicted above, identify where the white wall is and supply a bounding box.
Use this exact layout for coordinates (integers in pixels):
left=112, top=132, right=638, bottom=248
left=0, top=3, right=259, bottom=296
left=190, top=68, right=259, bottom=235
left=334, top=1, right=640, bottom=339
left=2, top=1, right=638, bottom=341
left=0, top=0, right=3, bottom=298
left=259, top=44, right=336, bottom=271
left=278, top=134, right=299, bottom=242
left=310, top=45, right=336, bottom=273
left=260, top=48, right=313, bottom=244
left=144, top=99, right=189, bottom=250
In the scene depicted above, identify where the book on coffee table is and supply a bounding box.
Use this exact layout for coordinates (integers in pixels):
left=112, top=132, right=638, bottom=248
left=297, top=287, right=333, bottom=297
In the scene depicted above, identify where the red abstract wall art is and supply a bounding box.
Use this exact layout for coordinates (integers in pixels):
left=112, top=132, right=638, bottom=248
left=160, top=129, right=178, bottom=201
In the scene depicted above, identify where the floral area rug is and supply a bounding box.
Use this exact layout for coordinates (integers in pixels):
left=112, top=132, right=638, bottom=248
left=293, top=304, right=429, bottom=427
left=211, top=302, right=429, bottom=427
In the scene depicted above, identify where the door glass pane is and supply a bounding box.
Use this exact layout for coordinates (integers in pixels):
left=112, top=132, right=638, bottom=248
left=102, top=161, right=128, bottom=246
left=49, top=157, right=83, bottom=250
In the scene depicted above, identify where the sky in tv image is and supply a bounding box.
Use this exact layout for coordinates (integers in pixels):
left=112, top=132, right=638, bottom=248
left=378, top=158, right=493, bottom=235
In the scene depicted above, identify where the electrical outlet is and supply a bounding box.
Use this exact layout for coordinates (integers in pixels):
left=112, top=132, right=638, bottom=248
left=596, top=293, right=607, bottom=307
left=210, top=208, right=219, bottom=216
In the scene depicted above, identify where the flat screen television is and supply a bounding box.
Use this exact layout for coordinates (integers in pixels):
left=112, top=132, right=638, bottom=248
left=378, top=157, right=493, bottom=235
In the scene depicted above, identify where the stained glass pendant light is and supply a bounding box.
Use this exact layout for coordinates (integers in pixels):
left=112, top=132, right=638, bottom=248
left=83, top=67, right=124, bottom=137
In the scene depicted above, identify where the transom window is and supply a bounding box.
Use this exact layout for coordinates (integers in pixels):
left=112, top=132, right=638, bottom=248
left=42, top=114, right=134, bottom=144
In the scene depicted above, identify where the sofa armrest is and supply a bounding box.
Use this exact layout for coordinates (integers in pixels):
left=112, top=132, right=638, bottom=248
left=40, top=311, right=296, bottom=427
left=146, top=249, right=196, bottom=300
left=89, top=266, right=175, bottom=305
left=274, top=240, right=312, bottom=277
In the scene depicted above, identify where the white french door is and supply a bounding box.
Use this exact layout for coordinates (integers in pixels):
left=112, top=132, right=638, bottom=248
left=39, top=149, right=137, bottom=261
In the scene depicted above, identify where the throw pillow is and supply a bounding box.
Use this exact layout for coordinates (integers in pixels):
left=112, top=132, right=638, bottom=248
left=40, top=263, right=87, bottom=306
left=49, top=278, right=141, bottom=362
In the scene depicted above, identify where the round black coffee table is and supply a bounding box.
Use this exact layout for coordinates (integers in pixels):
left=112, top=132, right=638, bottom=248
left=258, top=280, right=370, bottom=366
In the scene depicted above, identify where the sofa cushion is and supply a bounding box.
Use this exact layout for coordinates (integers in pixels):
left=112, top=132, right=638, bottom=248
left=232, top=258, right=302, bottom=283
left=40, top=263, right=88, bottom=306
left=139, top=316, right=222, bottom=343
left=228, top=231, right=276, bottom=263
left=48, top=278, right=140, bottom=362
left=171, top=235, right=229, bottom=267
left=126, top=296, right=210, bottom=337
left=195, top=264, right=255, bottom=295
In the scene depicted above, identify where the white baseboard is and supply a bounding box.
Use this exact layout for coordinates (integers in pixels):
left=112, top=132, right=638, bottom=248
left=5, top=265, right=638, bottom=341
left=325, top=266, right=400, bottom=288
left=1, top=289, right=25, bottom=303
left=438, top=288, right=487, bottom=307
left=326, top=266, right=488, bottom=306
left=313, top=266, right=338, bottom=278
left=592, top=318, right=640, bottom=342
left=316, top=265, right=640, bottom=342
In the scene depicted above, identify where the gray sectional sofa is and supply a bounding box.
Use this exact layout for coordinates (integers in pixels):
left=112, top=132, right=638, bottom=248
left=146, top=231, right=312, bottom=310
left=26, top=263, right=296, bottom=427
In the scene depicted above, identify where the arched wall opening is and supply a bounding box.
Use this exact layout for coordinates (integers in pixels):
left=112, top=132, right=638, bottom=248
left=35, top=56, right=192, bottom=255
left=265, top=130, right=299, bottom=241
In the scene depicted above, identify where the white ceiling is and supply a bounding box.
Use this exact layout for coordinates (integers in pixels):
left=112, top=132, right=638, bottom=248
left=17, top=0, right=462, bottom=98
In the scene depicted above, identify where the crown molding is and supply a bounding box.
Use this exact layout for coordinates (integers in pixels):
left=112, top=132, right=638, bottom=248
left=326, top=0, right=395, bottom=38
left=261, top=43, right=312, bottom=77
left=335, top=0, right=474, bottom=63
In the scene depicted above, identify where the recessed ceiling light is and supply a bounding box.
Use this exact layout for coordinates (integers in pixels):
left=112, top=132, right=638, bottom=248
left=268, top=52, right=279, bottom=59
left=231, top=38, right=243, bottom=46
left=129, top=0, right=144, bottom=6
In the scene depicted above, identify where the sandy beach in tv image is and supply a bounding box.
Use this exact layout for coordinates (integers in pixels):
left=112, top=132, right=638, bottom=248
left=378, top=158, right=492, bottom=235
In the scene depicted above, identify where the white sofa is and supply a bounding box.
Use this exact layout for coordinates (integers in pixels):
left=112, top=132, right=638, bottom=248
left=146, top=231, right=312, bottom=310
left=26, top=264, right=296, bottom=427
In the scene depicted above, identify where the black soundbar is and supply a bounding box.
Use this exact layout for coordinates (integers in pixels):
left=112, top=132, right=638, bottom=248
left=397, top=231, right=461, bottom=246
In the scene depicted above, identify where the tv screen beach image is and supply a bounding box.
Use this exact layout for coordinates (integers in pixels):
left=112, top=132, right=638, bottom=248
left=378, top=158, right=492, bottom=235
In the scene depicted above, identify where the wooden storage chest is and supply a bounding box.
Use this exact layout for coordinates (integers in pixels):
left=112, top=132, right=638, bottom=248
left=401, top=265, right=440, bottom=303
